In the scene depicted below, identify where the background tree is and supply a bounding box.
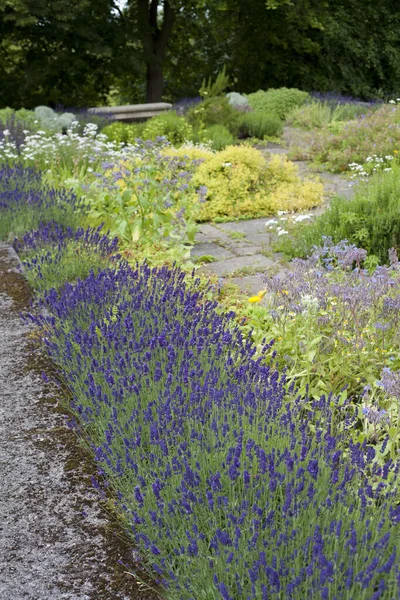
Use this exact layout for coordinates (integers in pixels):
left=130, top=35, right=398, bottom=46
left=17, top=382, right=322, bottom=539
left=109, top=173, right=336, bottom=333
left=0, top=0, right=117, bottom=108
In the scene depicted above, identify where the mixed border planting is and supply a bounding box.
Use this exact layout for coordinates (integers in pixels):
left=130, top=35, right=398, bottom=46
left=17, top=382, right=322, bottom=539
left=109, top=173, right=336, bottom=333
left=2, top=86, right=400, bottom=598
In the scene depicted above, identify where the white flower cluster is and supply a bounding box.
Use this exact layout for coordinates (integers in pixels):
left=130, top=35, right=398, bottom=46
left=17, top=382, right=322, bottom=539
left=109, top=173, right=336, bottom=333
left=265, top=212, right=313, bottom=236
left=0, top=122, right=143, bottom=166
left=349, top=153, right=396, bottom=180
left=180, top=140, right=214, bottom=152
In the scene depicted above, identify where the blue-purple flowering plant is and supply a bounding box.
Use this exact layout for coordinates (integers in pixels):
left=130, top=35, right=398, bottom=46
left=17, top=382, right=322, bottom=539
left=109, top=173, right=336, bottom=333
left=242, top=239, right=400, bottom=455
left=13, top=221, right=120, bottom=293
left=27, top=262, right=400, bottom=599
left=0, top=166, right=85, bottom=240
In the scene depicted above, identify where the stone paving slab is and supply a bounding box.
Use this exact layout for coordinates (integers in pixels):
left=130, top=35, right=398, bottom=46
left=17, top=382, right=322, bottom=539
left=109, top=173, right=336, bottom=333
left=216, top=218, right=268, bottom=235
left=232, top=245, right=263, bottom=256
left=245, top=232, right=273, bottom=246
left=200, top=254, right=276, bottom=277
left=190, top=242, right=235, bottom=261
left=229, top=275, right=265, bottom=295
left=195, top=223, right=232, bottom=244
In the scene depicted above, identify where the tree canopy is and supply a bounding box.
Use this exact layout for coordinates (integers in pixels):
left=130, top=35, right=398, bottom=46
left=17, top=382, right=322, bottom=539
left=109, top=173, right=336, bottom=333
left=1, top=0, right=400, bottom=108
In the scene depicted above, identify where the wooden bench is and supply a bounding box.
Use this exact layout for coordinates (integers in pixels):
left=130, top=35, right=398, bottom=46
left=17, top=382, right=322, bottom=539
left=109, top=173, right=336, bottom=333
left=88, top=102, right=173, bottom=122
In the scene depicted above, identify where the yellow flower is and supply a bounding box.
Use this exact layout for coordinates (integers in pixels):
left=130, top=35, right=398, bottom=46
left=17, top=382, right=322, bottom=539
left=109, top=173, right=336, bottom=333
left=249, top=290, right=266, bottom=303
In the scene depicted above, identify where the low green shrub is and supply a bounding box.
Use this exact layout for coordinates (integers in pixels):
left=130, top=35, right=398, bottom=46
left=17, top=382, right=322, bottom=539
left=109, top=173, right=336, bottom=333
left=277, top=162, right=400, bottom=264
left=287, top=101, right=373, bottom=130
left=102, top=121, right=145, bottom=144
left=34, top=106, right=76, bottom=132
left=141, top=111, right=192, bottom=145
left=201, top=124, right=234, bottom=150
left=239, top=111, right=283, bottom=138
left=186, top=96, right=240, bottom=136
left=246, top=87, right=309, bottom=119
left=309, top=103, right=400, bottom=172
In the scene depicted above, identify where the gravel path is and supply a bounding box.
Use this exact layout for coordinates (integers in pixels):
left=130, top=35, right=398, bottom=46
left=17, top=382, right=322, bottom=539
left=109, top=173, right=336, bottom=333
left=0, top=244, right=159, bottom=600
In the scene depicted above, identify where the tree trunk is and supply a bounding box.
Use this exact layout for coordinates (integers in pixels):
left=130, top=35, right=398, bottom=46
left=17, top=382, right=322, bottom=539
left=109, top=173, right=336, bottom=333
left=146, top=61, right=164, bottom=102
left=137, top=0, right=175, bottom=104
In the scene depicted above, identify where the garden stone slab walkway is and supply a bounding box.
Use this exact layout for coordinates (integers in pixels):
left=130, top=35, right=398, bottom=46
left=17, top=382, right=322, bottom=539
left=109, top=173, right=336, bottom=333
left=193, top=220, right=287, bottom=295
left=0, top=244, right=158, bottom=600
left=192, top=129, right=355, bottom=295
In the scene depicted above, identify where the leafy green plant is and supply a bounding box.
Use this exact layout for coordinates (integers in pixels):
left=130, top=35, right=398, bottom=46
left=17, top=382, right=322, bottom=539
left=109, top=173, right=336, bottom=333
left=246, top=87, right=309, bottom=119
left=239, top=111, right=283, bottom=138
left=201, top=124, right=234, bottom=150
left=309, top=103, right=400, bottom=172
left=141, top=111, right=193, bottom=145
left=277, top=162, right=400, bottom=263
left=241, top=240, right=400, bottom=431
left=34, top=106, right=76, bottom=132
left=186, top=96, right=240, bottom=136
left=101, top=121, right=145, bottom=144
left=87, top=155, right=199, bottom=247
left=199, top=65, right=230, bottom=99
left=287, top=100, right=373, bottom=129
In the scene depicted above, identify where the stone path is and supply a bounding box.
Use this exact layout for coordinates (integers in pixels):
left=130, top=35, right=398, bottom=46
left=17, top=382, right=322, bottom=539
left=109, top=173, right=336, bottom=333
left=191, top=127, right=355, bottom=295
left=0, top=244, right=158, bottom=600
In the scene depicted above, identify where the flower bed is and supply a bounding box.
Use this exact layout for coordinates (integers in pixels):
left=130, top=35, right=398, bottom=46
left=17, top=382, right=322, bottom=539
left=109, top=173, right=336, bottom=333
left=1, top=164, right=400, bottom=598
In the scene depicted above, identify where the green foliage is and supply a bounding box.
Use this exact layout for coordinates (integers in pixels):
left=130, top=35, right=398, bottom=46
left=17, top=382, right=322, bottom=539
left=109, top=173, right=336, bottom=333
left=0, top=0, right=117, bottom=108
left=0, top=173, right=84, bottom=241
left=243, top=244, right=400, bottom=423
left=199, top=65, right=230, bottom=99
left=141, top=111, right=192, bottom=145
left=201, top=124, right=234, bottom=150
left=186, top=96, right=240, bottom=136
left=101, top=121, right=146, bottom=144
left=87, top=154, right=200, bottom=247
left=226, top=92, right=250, bottom=108
left=239, top=111, right=283, bottom=138
left=247, top=88, right=309, bottom=119
left=277, top=163, right=400, bottom=264
left=310, top=103, right=400, bottom=172
left=34, top=106, right=76, bottom=133
left=287, top=100, right=375, bottom=131
left=0, top=107, right=38, bottom=131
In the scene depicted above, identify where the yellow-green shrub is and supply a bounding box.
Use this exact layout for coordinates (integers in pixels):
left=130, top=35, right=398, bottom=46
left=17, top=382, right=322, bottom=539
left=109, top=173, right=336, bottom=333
left=192, top=146, right=323, bottom=220
left=161, top=145, right=214, bottom=162
left=269, top=180, right=324, bottom=212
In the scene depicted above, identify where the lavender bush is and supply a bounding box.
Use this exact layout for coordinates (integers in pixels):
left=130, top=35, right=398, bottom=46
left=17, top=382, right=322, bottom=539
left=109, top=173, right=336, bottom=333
left=14, top=222, right=120, bottom=293
left=0, top=166, right=84, bottom=239
left=26, top=263, right=400, bottom=599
